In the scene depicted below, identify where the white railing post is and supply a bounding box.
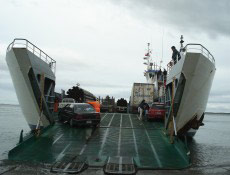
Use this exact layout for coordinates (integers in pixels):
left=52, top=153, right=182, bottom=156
left=7, top=39, right=57, bottom=75
left=172, top=116, right=177, bottom=136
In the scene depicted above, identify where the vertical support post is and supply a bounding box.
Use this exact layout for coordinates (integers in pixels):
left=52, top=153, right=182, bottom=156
left=169, top=77, right=176, bottom=143
left=173, top=116, right=177, bottom=136
left=36, top=73, right=45, bottom=136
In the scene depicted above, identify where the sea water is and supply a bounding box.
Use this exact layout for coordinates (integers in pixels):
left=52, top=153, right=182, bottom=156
left=0, top=104, right=30, bottom=159
left=0, top=104, right=230, bottom=174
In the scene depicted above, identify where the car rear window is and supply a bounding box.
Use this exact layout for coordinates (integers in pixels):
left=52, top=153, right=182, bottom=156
left=74, top=104, right=95, bottom=113
left=151, top=104, right=165, bottom=110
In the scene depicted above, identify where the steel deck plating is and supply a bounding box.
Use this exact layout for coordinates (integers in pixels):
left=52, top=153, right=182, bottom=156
left=8, top=113, right=190, bottom=170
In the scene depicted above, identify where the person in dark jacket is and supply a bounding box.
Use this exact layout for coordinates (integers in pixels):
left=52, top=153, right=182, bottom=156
left=171, top=46, right=181, bottom=64
left=138, top=100, right=145, bottom=120
left=143, top=102, right=149, bottom=121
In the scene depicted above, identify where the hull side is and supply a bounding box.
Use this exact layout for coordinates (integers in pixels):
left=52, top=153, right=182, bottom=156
left=176, top=52, right=215, bottom=134
left=6, top=48, right=54, bottom=129
left=166, top=52, right=215, bottom=136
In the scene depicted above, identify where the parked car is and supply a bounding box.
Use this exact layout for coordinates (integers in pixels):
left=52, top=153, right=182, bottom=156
left=58, top=103, right=100, bottom=127
left=116, top=106, right=127, bottom=113
left=147, top=103, right=165, bottom=121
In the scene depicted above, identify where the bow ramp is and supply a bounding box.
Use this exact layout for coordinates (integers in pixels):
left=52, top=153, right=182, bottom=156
left=9, top=113, right=190, bottom=174
left=6, top=39, right=56, bottom=130
left=165, top=44, right=216, bottom=137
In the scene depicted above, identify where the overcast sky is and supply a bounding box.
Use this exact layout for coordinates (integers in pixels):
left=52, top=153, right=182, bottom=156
left=0, top=0, right=230, bottom=112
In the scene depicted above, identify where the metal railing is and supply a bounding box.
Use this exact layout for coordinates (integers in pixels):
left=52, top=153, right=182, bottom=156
left=7, top=38, right=56, bottom=74
left=184, top=43, right=215, bottom=64
left=167, top=43, right=215, bottom=73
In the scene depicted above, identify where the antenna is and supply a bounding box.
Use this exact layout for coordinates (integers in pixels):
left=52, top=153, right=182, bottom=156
left=147, top=43, right=150, bottom=54
left=161, top=29, right=164, bottom=68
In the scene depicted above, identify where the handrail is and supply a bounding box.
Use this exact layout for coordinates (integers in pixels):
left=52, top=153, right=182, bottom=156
left=6, top=38, right=56, bottom=74
left=167, top=43, right=215, bottom=72
left=184, top=43, right=215, bottom=64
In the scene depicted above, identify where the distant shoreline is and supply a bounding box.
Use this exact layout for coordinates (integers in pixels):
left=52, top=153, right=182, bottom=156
left=205, top=112, right=230, bottom=115
left=0, top=103, right=19, bottom=106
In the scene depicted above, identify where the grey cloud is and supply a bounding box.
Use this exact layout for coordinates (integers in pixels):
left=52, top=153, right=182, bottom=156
left=55, top=80, right=131, bottom=94
left=111, top=0, right=230, bottom=38
left=208, top=96, right=230, bottom=104
left=210, top=90, right=230, bottom=97
left=80, top=82, right=131, bottom=89
left=0, top=55, right=8, bottom=72
left=206, top=102, right=230, bottom=113
left=0, top=63, right=8, bottom=72
left=94, top=89, right=131, bottom=100
left=0, top=80, right=14, bottom=92
left=56, top=59, right=91, bottom=71
left=208, top=89, right=230, bottom=104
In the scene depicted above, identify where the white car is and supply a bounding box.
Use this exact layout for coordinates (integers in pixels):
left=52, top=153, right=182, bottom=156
left=58, top=98, right=76, bottom=109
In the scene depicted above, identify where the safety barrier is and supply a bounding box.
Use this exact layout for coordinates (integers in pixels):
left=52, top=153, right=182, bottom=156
left=167, top=43, right=215, bottom=72
left=7, top=38, right=56, bottom=74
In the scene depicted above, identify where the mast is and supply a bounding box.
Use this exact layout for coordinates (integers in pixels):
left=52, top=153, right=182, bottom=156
left=143, top=43, right=155, bottom=84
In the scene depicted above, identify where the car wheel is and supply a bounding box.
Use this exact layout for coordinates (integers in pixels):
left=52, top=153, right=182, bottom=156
left=70, top=119, right=74, bottom=127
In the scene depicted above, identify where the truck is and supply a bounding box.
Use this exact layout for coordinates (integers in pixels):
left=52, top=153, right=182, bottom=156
left=130, top=83, right=156, bottom=113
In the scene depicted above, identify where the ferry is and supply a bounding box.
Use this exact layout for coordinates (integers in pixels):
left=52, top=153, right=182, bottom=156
left=5, top=37, right=215, bottom=174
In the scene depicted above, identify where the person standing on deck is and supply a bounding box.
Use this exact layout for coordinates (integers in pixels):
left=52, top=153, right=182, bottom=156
left=138, top=100, right=145, bottom=120
left=171, top=46, right=181, bottom=64
left=143, top=102, right=150, bottom=121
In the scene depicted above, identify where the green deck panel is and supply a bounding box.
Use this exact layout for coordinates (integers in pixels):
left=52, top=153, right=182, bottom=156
left=8, top=113, right=190, bottom=169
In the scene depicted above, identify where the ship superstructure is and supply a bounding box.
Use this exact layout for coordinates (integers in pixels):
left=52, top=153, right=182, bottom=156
left=143, top=43, right=166, bottom=102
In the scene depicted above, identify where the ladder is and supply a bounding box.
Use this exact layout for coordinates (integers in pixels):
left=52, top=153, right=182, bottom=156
left=164, top=78, right=178, bottom=141
left=45, top=82, right=55, bottom=112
